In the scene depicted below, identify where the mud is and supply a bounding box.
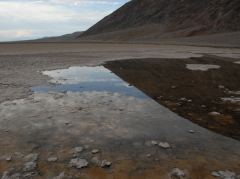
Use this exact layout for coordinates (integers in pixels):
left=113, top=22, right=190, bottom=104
left=104, top=56, right=240, bottom=140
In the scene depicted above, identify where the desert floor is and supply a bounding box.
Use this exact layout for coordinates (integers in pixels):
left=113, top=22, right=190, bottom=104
left=0, top=42, right=240, bottom=179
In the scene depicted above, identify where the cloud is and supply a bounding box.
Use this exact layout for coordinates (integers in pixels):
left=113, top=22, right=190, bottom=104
left=0, top=0, right=128, bottom=41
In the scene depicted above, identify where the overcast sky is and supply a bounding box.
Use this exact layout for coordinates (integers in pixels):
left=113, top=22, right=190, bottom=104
left=0, top=0, right=128, bottom=42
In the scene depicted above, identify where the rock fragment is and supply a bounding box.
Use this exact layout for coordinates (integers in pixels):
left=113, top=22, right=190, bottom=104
left=188, top=130, right=195, bottom=134
left=211, top=170, right=237, bottom=179
left=146, top=154, right=152, bottom=158
left=170, top=168, right=187, bottom=179
left=159, top=142, right=171, bottom=149
left=209, top=112, right=221, bottom=116
left=74, top=147, right=83, bottom=153
left=69, top=158, right=88, bottom=169
left=53, top=172, right=65, bottom=179
left=179, top=97, right=187, bottom=102
left=91, top=149, right=100, bottom=154
left=47, top=157, right=58, bottom=162
left=101, top=160, right=112, bottom=168
left=5, top=156, right=12, bottom=162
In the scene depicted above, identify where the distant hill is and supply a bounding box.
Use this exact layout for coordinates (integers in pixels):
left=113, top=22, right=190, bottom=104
left=79, top=0, right=240, bottom=41
left=34, top=31, right=83, bottom=42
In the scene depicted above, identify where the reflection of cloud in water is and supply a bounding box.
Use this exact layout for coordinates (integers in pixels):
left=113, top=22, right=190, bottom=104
left=43, top=66, right=122, bottom=84
left=34, top=66, right=148, bottom=98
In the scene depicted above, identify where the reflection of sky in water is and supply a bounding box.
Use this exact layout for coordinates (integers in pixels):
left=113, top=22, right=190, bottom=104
left=32, top=66, right=148, bottom=99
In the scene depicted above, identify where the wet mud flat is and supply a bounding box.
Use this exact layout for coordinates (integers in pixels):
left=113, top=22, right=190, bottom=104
left=105, top=56, right=240, bottom=140
left=0, top=55, right=240, bottom=178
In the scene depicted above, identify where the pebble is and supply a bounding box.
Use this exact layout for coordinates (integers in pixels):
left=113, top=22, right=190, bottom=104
left=53, top=172, right=65, bottom=179
left=170, top=168, right=187, bottom=178
left=209, top=112, right=221, bottom=116
left=74, top=147, right=83, bottom=153
left=91, top=149, right=100, bottom=154
left=69, top=158, right=88, bottom=169
left=188, top=130, right=195, bottom=134
left=6, top=156, right=12, bottom=162
left=180, top=97, right=187, bottom=102
left=47, top=157, right=58, bottom=162
left=23, top=161, right=37, bottom=172
left=101, top=160, right=112, bottom=168
left=146, top=154, right=152, bottom=158
left=159, top=142, right=171, bottom=149
left=211, top=170, right=237, bottom=179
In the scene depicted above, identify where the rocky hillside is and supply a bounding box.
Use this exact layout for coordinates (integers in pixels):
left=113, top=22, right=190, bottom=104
left=80, top=0, right=240, bottom=40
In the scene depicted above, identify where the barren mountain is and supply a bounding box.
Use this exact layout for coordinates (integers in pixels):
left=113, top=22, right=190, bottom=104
left=80, top=0, right=240, bottom=41
left=34, top=31, right=83, bottom=42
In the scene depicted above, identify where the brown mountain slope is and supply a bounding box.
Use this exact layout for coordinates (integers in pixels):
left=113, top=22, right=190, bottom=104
left=80, top=0, right=240, bottom=40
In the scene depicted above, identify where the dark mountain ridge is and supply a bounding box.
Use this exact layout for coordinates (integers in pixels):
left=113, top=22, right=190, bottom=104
left=80, top=0, right=240, bottom=40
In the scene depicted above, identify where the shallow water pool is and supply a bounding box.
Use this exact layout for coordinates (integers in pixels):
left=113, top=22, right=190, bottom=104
left=32, top=66, right=148, bottom=98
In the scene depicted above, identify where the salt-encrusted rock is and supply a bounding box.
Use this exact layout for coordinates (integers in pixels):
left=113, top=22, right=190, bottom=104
left=170, top=168, right=187, bottom=179
left=211, top=170, right=237, bottom=179
left=146, top=154, right=152, bottom=158
left=101, top=160, right=112, bottom=168
left=209, top=112, right=221, bottom=116
left=159, top=142, right=171, bottom=149
left=74, top=147, right=83, bottom=153
left=91, top=149, right=100, bottom=154
left=47, top=157, right=58, bottom=162
left=188, top=130, right=195, bottom=134
left=69, top=158, right=88, bottom=169
left=53, top=172, right=65, bottom=179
